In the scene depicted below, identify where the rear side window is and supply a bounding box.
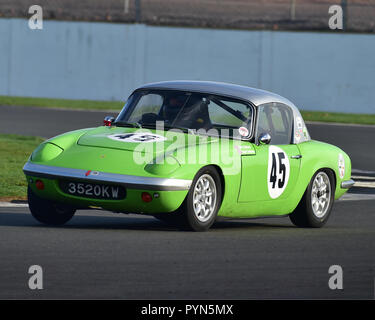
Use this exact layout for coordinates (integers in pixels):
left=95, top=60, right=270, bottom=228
left=256, top=103, right=293, bottom=145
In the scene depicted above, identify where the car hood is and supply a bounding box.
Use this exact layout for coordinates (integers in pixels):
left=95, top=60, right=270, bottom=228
left=77, top=126, right=217, bottom=156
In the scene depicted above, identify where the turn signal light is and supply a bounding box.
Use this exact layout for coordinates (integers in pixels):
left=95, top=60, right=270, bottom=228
left=141, top=192, right=152, bottom=203
left=35, top=180, right=44, bottom=190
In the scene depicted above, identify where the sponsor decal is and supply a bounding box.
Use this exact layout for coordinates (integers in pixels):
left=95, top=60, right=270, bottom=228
left=267, top=146, right=290, bottom=199
left=108, top=133, right=167, bottom=143
left=234, top=145, right=255, bottom=155
left=238, top=126, right=249, bottom=137
left=338, top=153, right=345, bottom=179
left=295, top=117, right=304, bottom=142
left=296, top=116, right=303, bottom=130
left=303, top=126, right=309, bottom=139
left=295, top=131, right=301, bottom=142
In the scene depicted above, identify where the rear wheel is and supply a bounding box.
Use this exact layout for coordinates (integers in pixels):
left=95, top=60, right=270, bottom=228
left=28, top=187, right=76, bottom=226
left=289, top=170, right=335, bottom=228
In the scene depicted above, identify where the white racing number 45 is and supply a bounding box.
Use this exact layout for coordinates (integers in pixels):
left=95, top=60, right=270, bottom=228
left=267, top=146, right=290, bottom=199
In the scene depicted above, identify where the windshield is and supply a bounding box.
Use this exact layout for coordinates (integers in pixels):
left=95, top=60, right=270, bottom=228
left=115, top=90, right=253, bottom=138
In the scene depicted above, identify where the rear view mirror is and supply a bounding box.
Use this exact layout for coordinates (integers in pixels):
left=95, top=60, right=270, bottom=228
left=258, top=132, right=271, bottom=145
left=103, top=116, right=115, bottom=126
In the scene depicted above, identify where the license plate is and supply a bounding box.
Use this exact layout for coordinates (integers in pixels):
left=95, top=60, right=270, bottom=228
left=59, top=180, right=126, bottom=200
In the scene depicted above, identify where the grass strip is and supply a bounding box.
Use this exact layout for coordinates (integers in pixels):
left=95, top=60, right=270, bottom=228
left=0, top=134, right=44, bottom=201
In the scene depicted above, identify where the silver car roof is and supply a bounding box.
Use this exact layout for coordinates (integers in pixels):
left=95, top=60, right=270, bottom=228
left=137, top=80, right=297, bottom=109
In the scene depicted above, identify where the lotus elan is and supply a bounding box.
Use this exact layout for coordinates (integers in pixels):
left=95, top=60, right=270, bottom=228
left=23, top=81, right=354, bottom=231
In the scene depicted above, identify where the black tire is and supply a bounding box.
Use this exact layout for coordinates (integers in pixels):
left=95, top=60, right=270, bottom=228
left=28, top=187, right=76, bottom=226
left=289, top=170, right=335, bottom=228
left=176, top=166, right=223, bottom=232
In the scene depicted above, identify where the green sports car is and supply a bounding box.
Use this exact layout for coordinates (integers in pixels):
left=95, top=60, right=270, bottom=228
left=23, top=81, right=354, bottom=231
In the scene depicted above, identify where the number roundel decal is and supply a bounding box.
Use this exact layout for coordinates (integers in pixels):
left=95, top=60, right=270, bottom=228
left=108, top=133, right=166, bottom=143
left=267, top=146, right=290, bottom=199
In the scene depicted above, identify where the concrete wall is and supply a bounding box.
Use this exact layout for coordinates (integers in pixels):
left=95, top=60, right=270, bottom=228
left=1, top=18, right=374, bottom=113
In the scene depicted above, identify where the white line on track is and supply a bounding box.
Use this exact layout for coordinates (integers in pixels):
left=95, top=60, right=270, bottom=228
left=0, top=202, right=28, bottom=208
left=353, top=181, right=375, bottom=188
left=351, top=175, right=375, bottom=181
left=339, top=193, right=375, bottom=201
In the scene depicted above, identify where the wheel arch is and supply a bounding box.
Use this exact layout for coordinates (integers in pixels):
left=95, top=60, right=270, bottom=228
left=302, top=167, right=337, bottom=195
left=186, top=164, right=226, bottom=214
left=209, top=164, right=225, bottom=199
left=191, top=164, right=225, bottom=198
left=321, top=167, right=336, bottom=186
left=292, top=165, right=337, bottom=213
left=320, top=167, right=337, bottom=198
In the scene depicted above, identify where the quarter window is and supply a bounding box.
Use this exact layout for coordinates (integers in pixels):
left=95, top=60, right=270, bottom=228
left=256, top=103, right=293, bottom=145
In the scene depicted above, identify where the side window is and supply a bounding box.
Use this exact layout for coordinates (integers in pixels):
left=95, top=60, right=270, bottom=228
left=208, top=100, right=249, bottom=127
left=256, top=103, right=293, bottom=145
left=173, top=94, right=253, bottom=134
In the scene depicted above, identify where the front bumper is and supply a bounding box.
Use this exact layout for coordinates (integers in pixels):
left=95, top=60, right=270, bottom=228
left=24, top=162, right=190, bottom=213
left=341, top=179, right=355, bottom=189
left=23, top=162, right=192, bottom=191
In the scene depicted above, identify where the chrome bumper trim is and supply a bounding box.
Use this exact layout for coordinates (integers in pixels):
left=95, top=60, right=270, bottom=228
left=23, top=162, right=191, bottom=191
left=341, top=179, right=355, bottom=189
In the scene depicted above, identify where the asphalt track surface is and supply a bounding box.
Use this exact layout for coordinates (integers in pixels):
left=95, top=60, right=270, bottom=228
left=0, top=105, right=374, bottom=299
left=0, top=202, right=374, bottom=299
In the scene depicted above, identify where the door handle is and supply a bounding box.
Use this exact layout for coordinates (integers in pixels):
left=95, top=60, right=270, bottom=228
left=291, top=155, right=302, bottom=159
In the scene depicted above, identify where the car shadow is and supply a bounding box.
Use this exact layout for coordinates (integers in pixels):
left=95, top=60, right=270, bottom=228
left=0, top=211, right=295, bottom=232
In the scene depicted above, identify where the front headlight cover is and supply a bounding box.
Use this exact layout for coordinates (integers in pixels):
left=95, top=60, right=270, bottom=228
left=31, top=143, right=63, bottom=162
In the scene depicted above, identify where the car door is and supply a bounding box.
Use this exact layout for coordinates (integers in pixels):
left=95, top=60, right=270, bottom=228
left=238, top=102, right=301, bottom=202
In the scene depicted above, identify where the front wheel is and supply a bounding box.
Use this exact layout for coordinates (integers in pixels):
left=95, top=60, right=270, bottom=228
left=177, top=166, right=223, bottom=231
left=289, top=170, right=335, bottom=228
left=28, top=187, right=76, bottom=226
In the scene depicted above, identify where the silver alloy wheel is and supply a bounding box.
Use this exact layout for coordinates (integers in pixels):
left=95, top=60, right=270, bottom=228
left=192, top=174, right=217, bottom=223
left=311, top=172, right=331, bottom=218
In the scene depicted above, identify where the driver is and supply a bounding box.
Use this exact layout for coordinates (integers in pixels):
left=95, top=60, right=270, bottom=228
left=162, top=96, right=185, bottom=124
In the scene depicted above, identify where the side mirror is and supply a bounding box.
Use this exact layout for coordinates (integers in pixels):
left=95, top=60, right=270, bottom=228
left=103, top=116, right=115, bottom=127
left=258, top=132, right=271, bottom=145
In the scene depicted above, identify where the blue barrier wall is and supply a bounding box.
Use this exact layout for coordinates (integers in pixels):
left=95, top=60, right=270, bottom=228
left=1, top=18, right=374, bottom=113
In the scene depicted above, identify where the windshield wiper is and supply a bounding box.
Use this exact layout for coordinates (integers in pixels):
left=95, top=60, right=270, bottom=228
left=113, top=121, right=142, bottom=128
left=114, top=122, right=191, bottom=133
